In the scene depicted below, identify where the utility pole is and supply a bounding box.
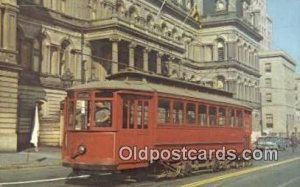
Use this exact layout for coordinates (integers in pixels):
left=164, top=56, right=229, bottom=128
left=286, top=115, right=289, bottom=138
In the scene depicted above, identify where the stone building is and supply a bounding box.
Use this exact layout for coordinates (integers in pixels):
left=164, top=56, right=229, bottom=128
left=0, top=0, right=265, bottom=151
left=259, top=50, right=297, bottom=137
left=295, top=75, right=300, bottom=138
left=1, top=0, right=202, bottom=151
left=192, top=0, right=263, bottom=137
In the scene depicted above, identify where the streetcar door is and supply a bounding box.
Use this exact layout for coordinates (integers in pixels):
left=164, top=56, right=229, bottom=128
left=118, top=95, right=153, bottom=164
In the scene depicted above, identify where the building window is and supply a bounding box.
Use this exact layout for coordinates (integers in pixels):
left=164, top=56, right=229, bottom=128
left=266, top=114, right=273, bottom=128
left=265, top=78, right=272, bottom=88
left=265, top=63, right=271, bottom=72
left=266, top=93, right=272, bottom=102
left=217, top=40, right=225, bottom=61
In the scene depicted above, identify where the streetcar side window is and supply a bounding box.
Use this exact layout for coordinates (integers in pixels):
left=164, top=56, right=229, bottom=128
left=186, top=103, right=196, bottom=124
left=218, top=107, right=226, bottom=126
left=173, top=101, right=183, bottom=125
left=123, top=97, right=149, bottom=129
left=158, top=99, right=170, bottom=124
left=144, top=101, right=149, bottom=129
left=94, top=101, right=112, bottom=127
left=237, top=110, right=243, bottom=127
left=198, top=104, right=207, bottom=126
left=209, top=106, right=217, bottom=126
left=137, top=100, right=149, bottom=129
left=227, top=109, right=235, bottom=127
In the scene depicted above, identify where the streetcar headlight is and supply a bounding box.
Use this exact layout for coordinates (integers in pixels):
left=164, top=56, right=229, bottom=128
left=78, top=145, right=86, bottom=155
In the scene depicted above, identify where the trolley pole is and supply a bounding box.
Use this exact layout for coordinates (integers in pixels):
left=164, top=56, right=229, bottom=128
left=81, top=31, right=86, bottom=84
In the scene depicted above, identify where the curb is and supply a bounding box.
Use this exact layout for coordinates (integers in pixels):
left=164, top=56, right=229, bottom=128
left=0, top=161, right=62, bottom=170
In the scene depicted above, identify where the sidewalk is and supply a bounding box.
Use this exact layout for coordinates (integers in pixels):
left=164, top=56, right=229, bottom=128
left=0, top=147, right=61, bottom=170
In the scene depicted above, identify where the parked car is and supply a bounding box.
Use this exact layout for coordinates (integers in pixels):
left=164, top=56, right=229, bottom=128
left=276, top=138, right=288, bottom=151
left=256, top=137, right=286, bottom=151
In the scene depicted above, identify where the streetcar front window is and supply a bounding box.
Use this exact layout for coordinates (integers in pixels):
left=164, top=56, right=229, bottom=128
left=68, top=101, right=75, bottom=129
left=94, top=101, right=112, bottom=127
left=67, top=92, right=91, bottom=131
left=74, top=99, right=90, bottom=130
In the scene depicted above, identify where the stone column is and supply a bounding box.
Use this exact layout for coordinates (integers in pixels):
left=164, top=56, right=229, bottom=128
left=225, top=80, right=229, bottom=92
left=57, top=47, right=61, bottom=75
left=129, top=42, right=136, bottom=69
left=110, top=37, right=120, bottom=74
left=224, top=43, right=228, bottom=61
left=156, top=52, right=163, bottom=74
left=167, top=56, right=175, bottom=76
left=178, top=61, right=183, bottom=78
left=41, top=43, right=50, bottom=74
left=143, top=48, right=150, bottom=72
left=213, top=44, right=218, bottom=61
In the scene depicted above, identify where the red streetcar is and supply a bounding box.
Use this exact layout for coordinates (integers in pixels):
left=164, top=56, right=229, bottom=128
left=62, top=71, right=252, bottom=177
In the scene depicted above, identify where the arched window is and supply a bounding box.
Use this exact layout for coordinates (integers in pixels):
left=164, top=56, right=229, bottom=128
left=217, top=40, right=225, bottom=61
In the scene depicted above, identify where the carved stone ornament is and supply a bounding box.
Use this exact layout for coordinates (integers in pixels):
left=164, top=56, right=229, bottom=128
left=216, top=0, right=227, bottom=11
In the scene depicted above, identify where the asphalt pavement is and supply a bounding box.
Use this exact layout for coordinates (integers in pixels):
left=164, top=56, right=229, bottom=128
left=0, top=148, right=299, bottom=187
left=0, top=147, right=61, bottom=170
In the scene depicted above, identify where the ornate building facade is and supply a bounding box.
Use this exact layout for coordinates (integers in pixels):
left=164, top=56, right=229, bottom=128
left=0, top=0, right=264, bottom=151
left=191, top=0, right=262, bottom=137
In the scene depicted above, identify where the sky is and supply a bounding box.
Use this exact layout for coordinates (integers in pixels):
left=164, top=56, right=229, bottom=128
left=268, top=0, right=300, bottom=73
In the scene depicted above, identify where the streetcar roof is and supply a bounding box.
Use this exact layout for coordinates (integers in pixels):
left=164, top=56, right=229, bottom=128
left=69, top=80, right=251, bottom=109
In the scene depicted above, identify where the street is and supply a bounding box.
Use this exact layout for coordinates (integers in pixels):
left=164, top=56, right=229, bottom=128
left=0, top=149, right=299, bottom=187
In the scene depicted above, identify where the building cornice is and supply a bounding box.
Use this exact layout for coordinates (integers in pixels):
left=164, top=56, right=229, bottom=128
left=200, top=15, right=263, bottom=42
left=184, top=60, right=261, bottom=78
left=259, top=50, right=297, bottom=66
